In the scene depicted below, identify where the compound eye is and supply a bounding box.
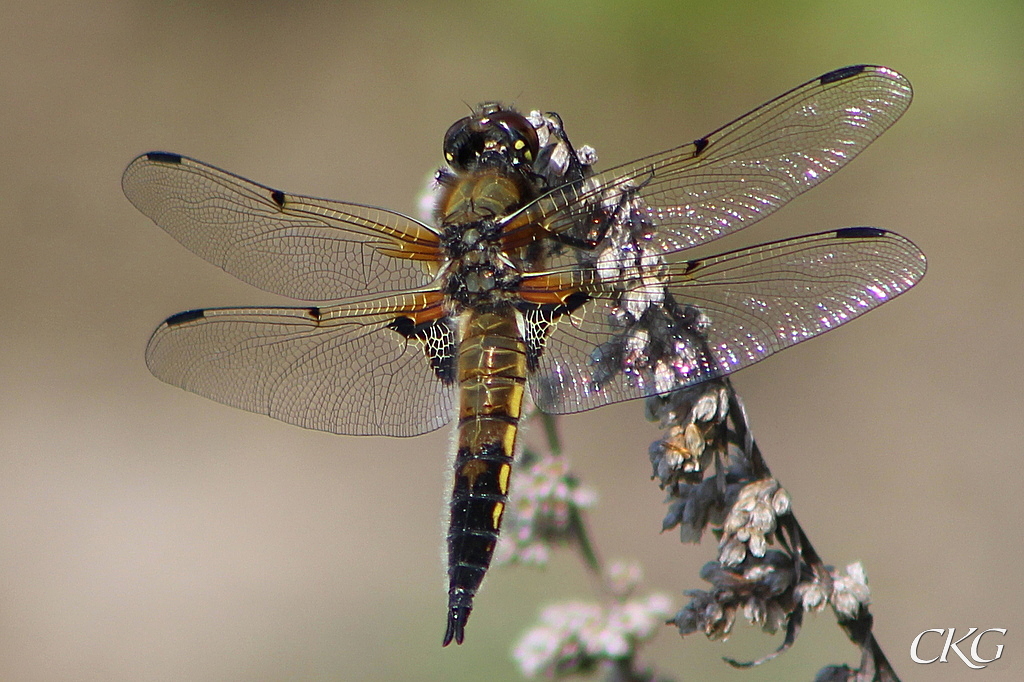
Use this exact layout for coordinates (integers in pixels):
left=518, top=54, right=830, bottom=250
left=443, top=116, right=475, bottom=170
left=488, top=111, right=539, bottom=165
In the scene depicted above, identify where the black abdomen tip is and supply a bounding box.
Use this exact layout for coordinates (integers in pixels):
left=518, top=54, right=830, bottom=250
left=443, top=603, right=471, bottom=646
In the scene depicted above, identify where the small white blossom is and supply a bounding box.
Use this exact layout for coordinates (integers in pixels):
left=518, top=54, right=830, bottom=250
left=605, top=560, right=643, bottom=597
left=719, top=478, right=788, bottom=563
left=831, top=562, right=870, bottom=617
left=416, top=170, right=444, bottom=224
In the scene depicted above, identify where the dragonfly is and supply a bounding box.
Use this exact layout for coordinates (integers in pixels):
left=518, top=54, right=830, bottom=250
left=123, top=64, right=925, bottom=646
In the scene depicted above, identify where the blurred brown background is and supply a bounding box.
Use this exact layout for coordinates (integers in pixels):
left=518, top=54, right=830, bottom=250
left=1, top=1, right=1021, bottom=680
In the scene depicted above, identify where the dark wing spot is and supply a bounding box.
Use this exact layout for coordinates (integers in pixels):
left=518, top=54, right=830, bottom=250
left=682, top=259, right=701, bottom=275
left=386, top=316, right=457, bottom=384
left=386, top=316, right=418, bottom=338
left=820, top=65, right=867, bottom=85
left=692, top=137, right=709, bottom=156
left=560, top=291, right=590, bottom=314
left=270, top=189, right=286, bottom=207
left=145, top=152, right=182, bottom=164
left=514, top=292, right=590, bottom=320
left=835, top=226, right=886, bottom=239
left=516, top=293, right=591, bottom=371
left=165, top=309, right=205, bottom=326
left=307, top=307, right=321, bottom=322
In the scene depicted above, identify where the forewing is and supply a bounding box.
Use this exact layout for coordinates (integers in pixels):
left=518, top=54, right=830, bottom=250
left=531, top=228, right=926, bottom=414
left=146, top=296, right=456, bottom=437
left=514, top=65, right=912, bottom=255
left=123, top=153, right=441, bottom=301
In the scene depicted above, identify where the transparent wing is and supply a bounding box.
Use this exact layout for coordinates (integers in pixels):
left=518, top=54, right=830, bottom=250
left=123, top=152, right=442, bottom=302
left=530, top=228, right=926, bottom=414
left=511, top=65, right=912, bottom=256
left=146, top=295, right=456, bottom=437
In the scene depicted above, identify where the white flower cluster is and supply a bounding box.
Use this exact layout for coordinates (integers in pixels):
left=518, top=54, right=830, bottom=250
left=493, top=454, right=598, bottom=566
left=513, top=594, right=674, bottom=678
left=719, top=478, right=791, bottom=566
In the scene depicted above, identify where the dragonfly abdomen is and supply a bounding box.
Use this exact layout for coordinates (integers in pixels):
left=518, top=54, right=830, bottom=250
left=444, top=309, right=526, bottom=646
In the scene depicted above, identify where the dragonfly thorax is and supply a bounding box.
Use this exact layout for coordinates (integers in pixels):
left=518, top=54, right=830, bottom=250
left=441, top=222, right=522, bottom=309
left=437, top=107, right=548, bottom=311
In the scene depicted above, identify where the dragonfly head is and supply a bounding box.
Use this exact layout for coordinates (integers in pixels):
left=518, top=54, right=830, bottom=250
left=443, top=103, right=539, bottom=173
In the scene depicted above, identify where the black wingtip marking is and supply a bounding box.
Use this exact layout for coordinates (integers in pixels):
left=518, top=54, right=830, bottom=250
left=692, top=136, right=709, bottom=156
left=835, top=226, right=886, bottom=239
left=820, top=65, right=867, bottom=85
left=165, top=309, right=205, bottom=326
left=270, top=189, right=286, bottom=207
left=146, top=152, right=183, bottom=164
